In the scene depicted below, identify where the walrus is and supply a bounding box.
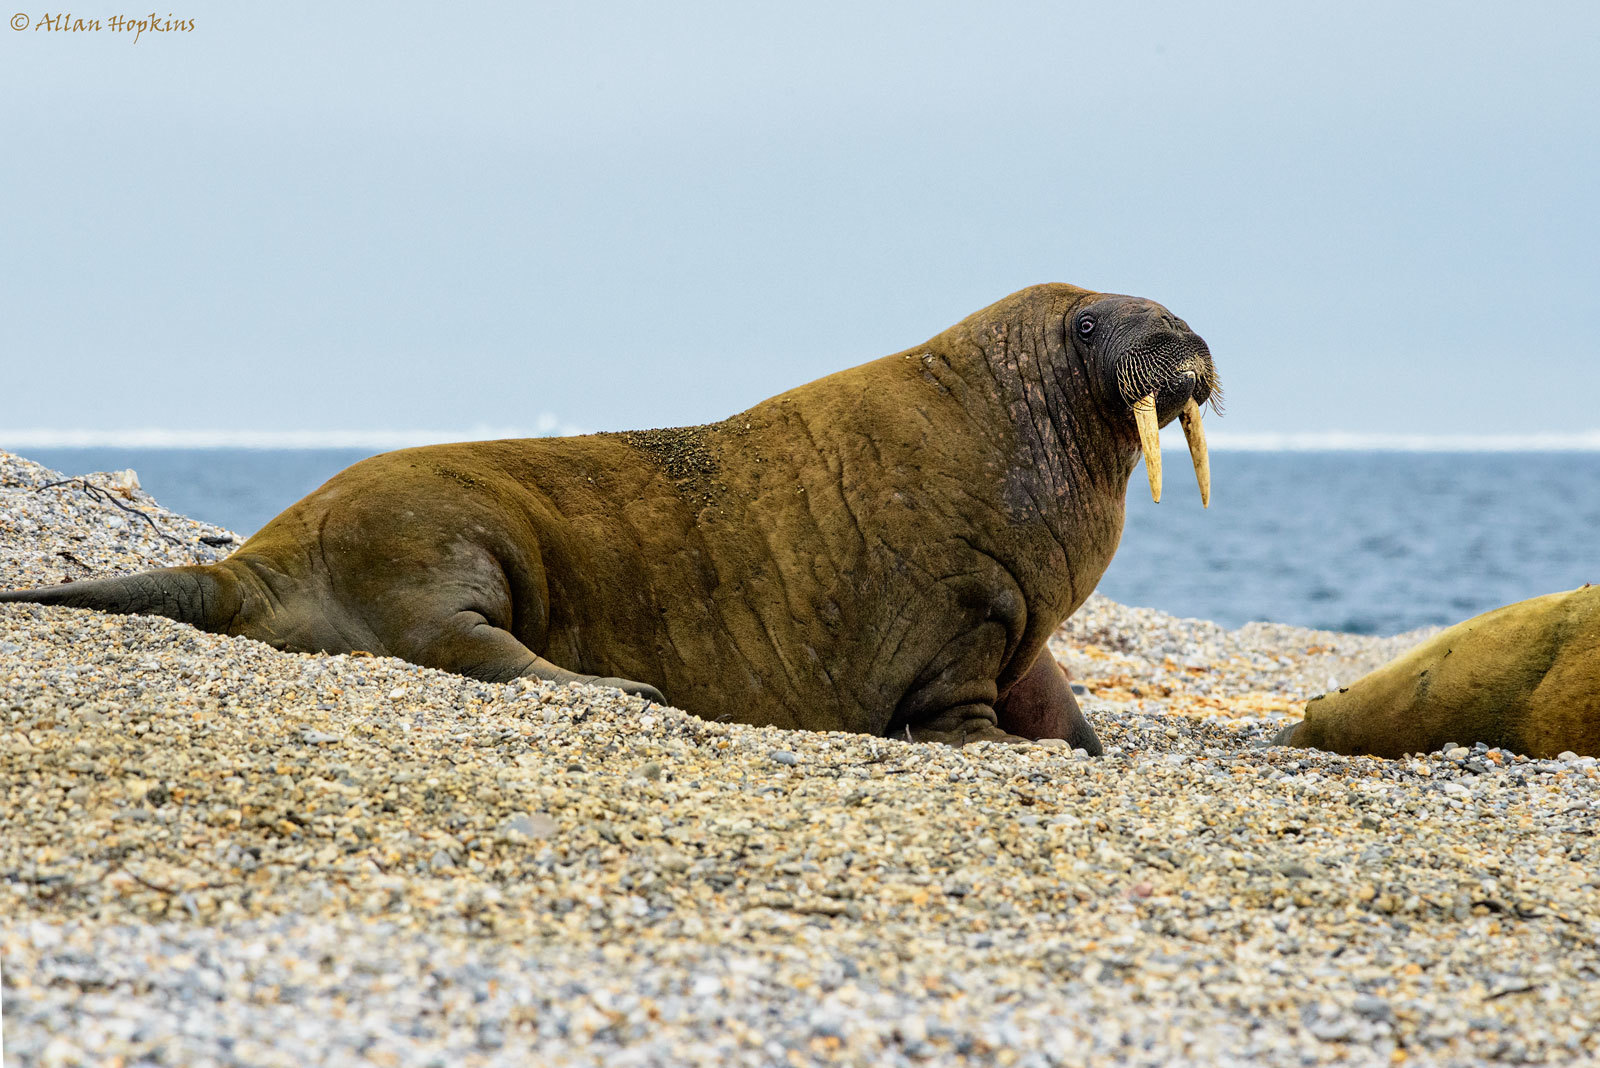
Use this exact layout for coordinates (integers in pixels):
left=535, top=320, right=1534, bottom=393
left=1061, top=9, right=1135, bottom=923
left=1274, top=585, right=1600, bottom=758
left=1, top=283, right=1219, bottom=749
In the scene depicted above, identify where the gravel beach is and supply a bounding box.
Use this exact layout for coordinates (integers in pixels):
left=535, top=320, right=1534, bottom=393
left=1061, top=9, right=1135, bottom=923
left=3, top=449, right=1597, bottom=1067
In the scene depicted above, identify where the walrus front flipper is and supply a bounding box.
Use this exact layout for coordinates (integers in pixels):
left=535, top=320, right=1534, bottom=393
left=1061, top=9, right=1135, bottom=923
left=905, top=706, right=1029, bottom=746
left=906, top=653, right=1103, bottom=751
left=0, top=565, right=242, bottom=633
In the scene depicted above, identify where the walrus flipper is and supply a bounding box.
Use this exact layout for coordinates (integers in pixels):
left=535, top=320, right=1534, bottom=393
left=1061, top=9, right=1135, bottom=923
left=0, top=564, right=242, bottom=633
left=0, top=562, right=246, bottom=639
left=903, top=654, right=1103, bottom=752
left=904, top=708, right=1028, bottom=746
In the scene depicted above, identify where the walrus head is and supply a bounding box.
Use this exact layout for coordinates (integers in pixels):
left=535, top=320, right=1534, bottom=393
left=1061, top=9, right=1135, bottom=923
left=1070, top=295, right=1221, bottom=506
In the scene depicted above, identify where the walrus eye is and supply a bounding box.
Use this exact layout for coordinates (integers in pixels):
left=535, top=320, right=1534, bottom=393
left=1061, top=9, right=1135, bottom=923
left=1077, top=316, right=1095, bottom=337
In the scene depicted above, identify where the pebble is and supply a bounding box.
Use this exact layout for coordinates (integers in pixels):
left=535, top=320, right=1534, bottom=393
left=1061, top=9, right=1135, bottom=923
left=3, top=448, right=1599, bottom=1066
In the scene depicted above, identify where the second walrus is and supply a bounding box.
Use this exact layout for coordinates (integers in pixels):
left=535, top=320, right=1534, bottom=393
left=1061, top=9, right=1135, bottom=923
left=0, top=283, right=1220, bottom=749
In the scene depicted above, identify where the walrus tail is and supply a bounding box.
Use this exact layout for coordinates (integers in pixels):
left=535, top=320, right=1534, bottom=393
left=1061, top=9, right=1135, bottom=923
left=0, top=564, right=244, bottom=634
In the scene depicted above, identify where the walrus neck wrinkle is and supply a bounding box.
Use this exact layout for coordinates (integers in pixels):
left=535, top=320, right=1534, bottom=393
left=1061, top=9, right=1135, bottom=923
left=978, top=322, right=1124, bottom=527
left=1058, top=340, right=1138, bottom=496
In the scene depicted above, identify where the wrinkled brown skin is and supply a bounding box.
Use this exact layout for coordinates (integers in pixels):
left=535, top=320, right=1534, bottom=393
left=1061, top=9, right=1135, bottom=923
left=3, top=284, right=1219, bottom=750
left=1275, top=585, right=1600, bottom=759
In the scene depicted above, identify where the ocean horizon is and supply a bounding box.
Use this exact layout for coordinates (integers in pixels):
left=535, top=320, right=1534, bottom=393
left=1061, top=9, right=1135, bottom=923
left=4, top=427, right=1600, bottom=451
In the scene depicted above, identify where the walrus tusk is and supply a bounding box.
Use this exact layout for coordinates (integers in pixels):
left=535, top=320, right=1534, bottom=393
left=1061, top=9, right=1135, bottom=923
left=1179, top=397, right=1210, bottom=508
left=1132, top=394, right=1161, bottom=503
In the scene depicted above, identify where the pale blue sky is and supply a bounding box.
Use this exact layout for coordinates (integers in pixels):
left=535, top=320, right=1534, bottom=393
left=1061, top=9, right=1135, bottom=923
left=3, top=1, right=1597, bottom=440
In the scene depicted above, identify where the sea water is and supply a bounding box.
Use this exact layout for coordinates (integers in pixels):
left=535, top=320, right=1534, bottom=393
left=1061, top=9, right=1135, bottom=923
left=19, top=447, right=1600, bottom=637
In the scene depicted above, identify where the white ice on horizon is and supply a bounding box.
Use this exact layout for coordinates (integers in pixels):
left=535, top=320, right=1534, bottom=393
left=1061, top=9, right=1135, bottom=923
left=0, top=420, right=591, bottom=450
left=3, top=427, right=1599, bottom=452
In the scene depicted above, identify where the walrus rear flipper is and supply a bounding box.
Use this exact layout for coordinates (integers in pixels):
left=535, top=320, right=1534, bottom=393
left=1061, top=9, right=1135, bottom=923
left=0, top=564, right=244, bottom=634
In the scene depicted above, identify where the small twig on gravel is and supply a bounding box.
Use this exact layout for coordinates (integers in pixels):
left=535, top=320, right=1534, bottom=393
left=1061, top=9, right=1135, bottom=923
left=6, top=869, right=74, bottom=887
left=1474, top=897, right=1582, bottom=926
left=36, top=477, right=179, bottom=545
left=1485, top=985, right=1539, bottom=1000
left=112, top=863, right=235, bottom=896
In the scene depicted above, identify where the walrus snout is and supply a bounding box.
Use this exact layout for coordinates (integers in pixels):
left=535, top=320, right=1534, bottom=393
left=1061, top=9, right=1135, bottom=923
left=1147, top=368, right=1209, bottom=422
left=1121, top=338, right=1216, bottom=508
left=1131, top=340, right=1218, bottom=417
